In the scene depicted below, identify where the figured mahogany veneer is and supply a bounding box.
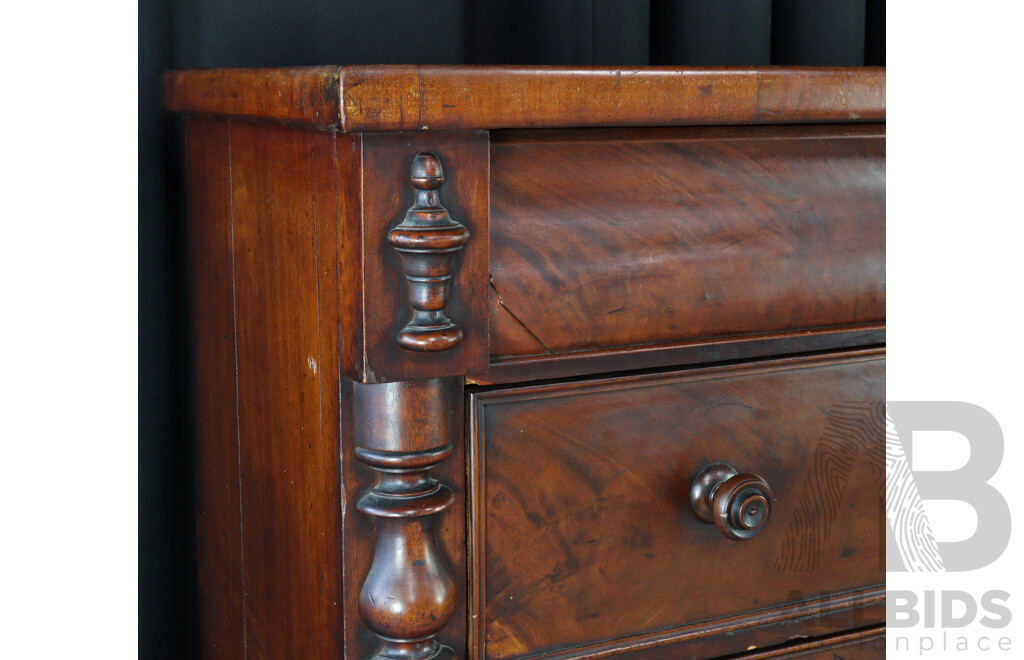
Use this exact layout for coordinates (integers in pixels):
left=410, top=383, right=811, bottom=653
left=167, top=66, right=885, bottom=660
left=484, top=124, right=885, bottom=372
left=469, top=351, right=885, bottom=660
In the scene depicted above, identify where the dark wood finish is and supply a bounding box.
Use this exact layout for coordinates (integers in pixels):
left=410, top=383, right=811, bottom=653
left=335, top=132, right=364, bottom=381
left=187, top=126, right=488, bottom=386
left=179, top=120, right=481, bottom=659
left=489, top=592, right=884, bottom=660
left=228, top=121, right=346, bottom=658
left=741, top=627, right=885, bottom=659
left=470, top=325, right=885, bottom=386
left=689, top=463, right=773, bottom=541
left=486, top=124, right=884, bottom=364
left=164, top=66, right=884, bottom=132
left=164, top=66, right=342, bottom=129
left=353, top=378, right=462, bottom=660
left=341, top=377, right=469, bottom=660
left=185, top=118, right=245, bottom=658
left=330, top=130, right=491, bottom=384
left=169, top=66, right=885, bottom=660
left=180, top=119, right=474, bottom=659
left=360, top=131, right=490, bottom=382
left=312, top=130, right=354, bottom=658
left=183, top=118, right=348, bottom=657
left=387, top=153, right=471, bottom=353
left=469, top=351, right=885, bottom=660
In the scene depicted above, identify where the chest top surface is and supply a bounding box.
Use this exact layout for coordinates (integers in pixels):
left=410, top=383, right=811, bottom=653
left=163, top=65, right=885, bottom=132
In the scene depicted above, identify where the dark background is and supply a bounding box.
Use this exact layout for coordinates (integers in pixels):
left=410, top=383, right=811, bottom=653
left=139, top=1, right=884, bottom=656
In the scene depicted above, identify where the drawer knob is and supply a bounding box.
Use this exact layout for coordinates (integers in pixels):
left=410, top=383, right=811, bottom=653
left=690, top=463, right=773, bottom=541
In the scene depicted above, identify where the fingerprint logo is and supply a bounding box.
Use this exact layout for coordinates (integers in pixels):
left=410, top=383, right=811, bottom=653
left=885, top=404, right=945, bottom=572
left=774, top=402, right=883, bottom=573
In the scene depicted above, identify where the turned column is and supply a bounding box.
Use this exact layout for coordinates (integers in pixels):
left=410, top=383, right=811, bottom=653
left=352, top=143, right=482, bottom=659
left=354, top=378, right=460, bottom=660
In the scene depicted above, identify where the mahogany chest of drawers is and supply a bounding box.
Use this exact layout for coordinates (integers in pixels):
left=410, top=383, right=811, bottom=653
left=165, top=65, right=886, bottom=659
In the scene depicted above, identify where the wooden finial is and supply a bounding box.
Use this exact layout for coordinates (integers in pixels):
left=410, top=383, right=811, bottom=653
left=387, top=153, right=470, bottom=352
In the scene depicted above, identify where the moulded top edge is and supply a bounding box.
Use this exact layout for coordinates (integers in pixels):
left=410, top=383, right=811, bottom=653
left=162, top=65, right=885, bottom=132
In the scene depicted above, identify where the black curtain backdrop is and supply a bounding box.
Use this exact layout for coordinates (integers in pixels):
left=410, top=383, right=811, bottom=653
left=139, top=1, right=884, bottom=657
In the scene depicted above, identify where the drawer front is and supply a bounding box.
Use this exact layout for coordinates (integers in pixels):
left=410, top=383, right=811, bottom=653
left=488, top=125, right=885, bottom=367
left=469, top=351, right=885, bottom=660
left=742, top=628, right=885, bottom=659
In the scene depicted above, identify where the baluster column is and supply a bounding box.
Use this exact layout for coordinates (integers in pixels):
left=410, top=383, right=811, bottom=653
left=354, top=378, right=459, bottom=660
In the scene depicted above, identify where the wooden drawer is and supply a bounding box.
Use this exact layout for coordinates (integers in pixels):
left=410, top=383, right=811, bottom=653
left=741, top=628, right=885, bottom=659
left=169, top=66, right=886, bottom=660
left=468, top=351, right=885, bottom=660
left=486, top=125, right=885, bottom=380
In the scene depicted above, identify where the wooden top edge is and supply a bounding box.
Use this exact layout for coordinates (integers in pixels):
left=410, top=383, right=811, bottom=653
left=162, top=65, right=885, bottom=132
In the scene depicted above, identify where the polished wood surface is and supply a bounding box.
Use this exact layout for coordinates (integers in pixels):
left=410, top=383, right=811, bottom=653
left=469, top=351, right=885, bottom=659
left=185, top=118, right=244, bottom=658
left=229, top=121, right=346, bottom=658
left=181, top=118, right=473, bottom=659
left=353, top=378, right=461, bottom=660
left=742, top=627, right=885, bottom=659
left=521, top=591, right=884, bottom=660
left=689, top=463, right=774, bottom=541
left=341, top=377, right=469, bottom=660
left=171, top=66, right=886, bottom=660
left=184, top=118, right=347, bottom=657
left=359, top=131, right=490, bottom=382
left=183, top=127, right=491, bottom=386
left=163, top=65, right=884, bottom=132
left=387, top=153, right=472, bottom=352
left=165, top=66, right=340, bottom=129
left=487, top=124, right=884, bottom=365
left=470, top=325, right=884, bottom=386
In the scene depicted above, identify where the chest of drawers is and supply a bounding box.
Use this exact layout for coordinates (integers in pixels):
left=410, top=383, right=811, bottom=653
left=165, top=65, right=886, bottom=659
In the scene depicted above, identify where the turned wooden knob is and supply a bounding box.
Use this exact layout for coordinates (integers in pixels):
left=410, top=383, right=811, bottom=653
left=690, top=463, right=773, bottom=541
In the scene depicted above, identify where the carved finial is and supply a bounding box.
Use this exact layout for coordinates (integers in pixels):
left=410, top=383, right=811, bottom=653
left=387, top=153, right=470, bottom=352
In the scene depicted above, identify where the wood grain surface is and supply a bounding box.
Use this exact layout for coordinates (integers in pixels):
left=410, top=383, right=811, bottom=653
left=164, top=65, right=884, bottom=132
left=228, top=121, right=345, bottom=657
left=185, top=118, right=245, bottom=658
left=359, top=131, right=490, bottom=382
left=471, top=325, right=885, bottom=386
left=173, top=67, right=888, bottom=660
left=164, top=66, right=341, bottom=128
left=741, top=627, right=885, bottom=659
left=487, top=124, right=885, bottom=365
left=341, top=377, right=469, bottom=659
left=352, top=378, right=463, bottom=660
left=184, top=118, right=348, bottom=658
left=469, top=351, right=885, bottom=660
